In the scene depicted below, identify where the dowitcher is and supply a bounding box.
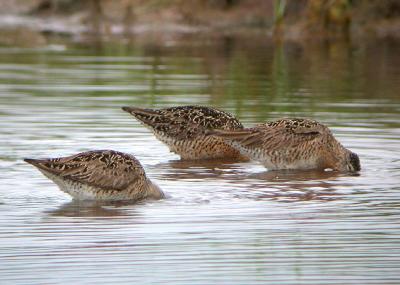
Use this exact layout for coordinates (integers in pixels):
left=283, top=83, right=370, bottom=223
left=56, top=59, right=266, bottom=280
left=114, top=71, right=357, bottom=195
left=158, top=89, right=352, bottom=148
left=24, top=150, right=164, bottom=201
left=122, top=105, right=248, bottom=160
left=208, top=118, right=361, bottom=172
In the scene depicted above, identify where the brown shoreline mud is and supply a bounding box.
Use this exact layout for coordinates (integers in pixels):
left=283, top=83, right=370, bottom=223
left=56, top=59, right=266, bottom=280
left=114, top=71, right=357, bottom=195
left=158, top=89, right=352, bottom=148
left=0, top=0, right=400, bottom=47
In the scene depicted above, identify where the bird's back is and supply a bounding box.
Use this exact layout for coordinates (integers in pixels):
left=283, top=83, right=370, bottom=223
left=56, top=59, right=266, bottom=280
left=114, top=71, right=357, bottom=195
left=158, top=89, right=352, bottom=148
left=209, top=118, right=341, bottom=170
left=122, top=106, right=247, bottom=160
left=25, top=150, right=163, bottom=201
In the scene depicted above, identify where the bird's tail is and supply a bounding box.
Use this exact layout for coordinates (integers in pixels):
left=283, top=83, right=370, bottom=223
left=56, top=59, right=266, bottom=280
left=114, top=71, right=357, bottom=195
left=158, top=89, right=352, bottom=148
left=122, top=106, right=163, bottom=127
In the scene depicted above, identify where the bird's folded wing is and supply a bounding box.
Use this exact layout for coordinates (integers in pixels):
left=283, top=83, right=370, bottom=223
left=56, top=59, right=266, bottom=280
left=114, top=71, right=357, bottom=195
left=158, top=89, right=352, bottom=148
left=25, top=151, right=142, bottom=191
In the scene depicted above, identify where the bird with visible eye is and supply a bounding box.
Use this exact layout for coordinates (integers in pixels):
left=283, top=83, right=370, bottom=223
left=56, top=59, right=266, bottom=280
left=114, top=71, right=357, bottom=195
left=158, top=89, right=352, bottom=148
left=208, top=118, right=361, bottom=172
left=24, top=150, right=164, bottom=201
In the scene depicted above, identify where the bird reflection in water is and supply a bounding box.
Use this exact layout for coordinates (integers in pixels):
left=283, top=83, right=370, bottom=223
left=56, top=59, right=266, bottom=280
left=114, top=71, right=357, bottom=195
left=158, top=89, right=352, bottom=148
left=153, top=158, right=360, bottom=202
left=151, top=158, right=246, bottom=180
left=45, top=200, right=142, bottom=218
left=235, top=170, right=360, bottom=202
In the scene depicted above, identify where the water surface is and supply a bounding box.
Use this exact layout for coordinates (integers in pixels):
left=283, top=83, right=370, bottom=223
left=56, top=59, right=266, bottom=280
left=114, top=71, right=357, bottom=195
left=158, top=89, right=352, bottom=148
left=1, top=37, right=400, bottom=284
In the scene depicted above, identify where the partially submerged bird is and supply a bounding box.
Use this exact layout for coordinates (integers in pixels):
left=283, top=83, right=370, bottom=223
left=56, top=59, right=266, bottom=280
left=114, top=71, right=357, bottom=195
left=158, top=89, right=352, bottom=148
left=209, top=118, right=361, bottom=172
left=24, top=150, right=164, bottom=201
left=122, top=105, right=248, bottom=160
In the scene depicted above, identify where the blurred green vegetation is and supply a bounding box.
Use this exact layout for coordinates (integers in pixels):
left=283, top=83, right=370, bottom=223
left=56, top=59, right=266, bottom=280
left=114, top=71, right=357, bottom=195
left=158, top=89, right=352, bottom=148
left=1, top=33, right=399, bottom=123
left=1, top=0, right=400, bottom=43
left=0, top=1, right=399, bottom=125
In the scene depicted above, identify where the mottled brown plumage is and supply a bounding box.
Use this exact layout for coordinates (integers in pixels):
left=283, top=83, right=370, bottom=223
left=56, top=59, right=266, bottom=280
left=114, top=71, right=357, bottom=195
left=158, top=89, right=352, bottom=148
left=122, top=105, right=248, bottom=160
left=24, top=150, right=164, bottom=201
left=209, top=118, right=361, bottom=172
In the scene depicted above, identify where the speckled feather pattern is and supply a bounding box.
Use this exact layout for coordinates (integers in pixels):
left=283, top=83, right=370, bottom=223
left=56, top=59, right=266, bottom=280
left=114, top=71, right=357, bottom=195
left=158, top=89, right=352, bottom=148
left=122, top=106, right=247, bottom=160
left=24, top=150, right=164, bottom=201
left=210, top=118, right=360, bottom=171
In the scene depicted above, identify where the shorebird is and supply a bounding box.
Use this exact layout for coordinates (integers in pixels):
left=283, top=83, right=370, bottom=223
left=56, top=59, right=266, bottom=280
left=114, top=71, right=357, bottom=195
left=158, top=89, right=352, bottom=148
left=24, top=150, right=164, bottom=201
left=122, top=105, right=248, bottom=160
left=208, top=118, right=361, bottom=172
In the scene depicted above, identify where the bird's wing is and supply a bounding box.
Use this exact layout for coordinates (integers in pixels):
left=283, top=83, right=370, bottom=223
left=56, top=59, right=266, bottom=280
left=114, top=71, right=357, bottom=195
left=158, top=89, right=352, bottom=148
left=210, top=118, right=326, bottom=151
left=25, top=150, right=144, bottom=191
left=122, top=106, right=243, bottom=140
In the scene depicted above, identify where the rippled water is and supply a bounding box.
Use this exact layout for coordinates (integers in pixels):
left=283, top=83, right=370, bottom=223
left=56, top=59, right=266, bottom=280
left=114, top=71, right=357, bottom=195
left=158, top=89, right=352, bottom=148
left=1, top=37, right=400, bottom=284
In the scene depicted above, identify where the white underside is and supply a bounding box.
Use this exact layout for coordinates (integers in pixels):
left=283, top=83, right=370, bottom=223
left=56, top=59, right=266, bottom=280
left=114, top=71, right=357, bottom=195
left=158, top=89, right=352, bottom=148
left=231, top=143, right=320, bottom=170
left=39, top=169, right=101, bottom=200
left=38, top=169, right=164, bottom=201
left=154, top=133, right=237, bottom=160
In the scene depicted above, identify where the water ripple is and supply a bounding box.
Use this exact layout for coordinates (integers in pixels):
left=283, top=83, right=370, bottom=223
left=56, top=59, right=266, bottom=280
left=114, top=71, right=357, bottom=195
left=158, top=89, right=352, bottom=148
left=0, top=40, right=400, bottom=284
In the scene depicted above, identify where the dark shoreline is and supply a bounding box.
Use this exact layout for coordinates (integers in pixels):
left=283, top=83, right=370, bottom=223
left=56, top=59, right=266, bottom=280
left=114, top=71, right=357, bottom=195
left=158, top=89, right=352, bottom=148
left=1, top=0, right=400, bottom=48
